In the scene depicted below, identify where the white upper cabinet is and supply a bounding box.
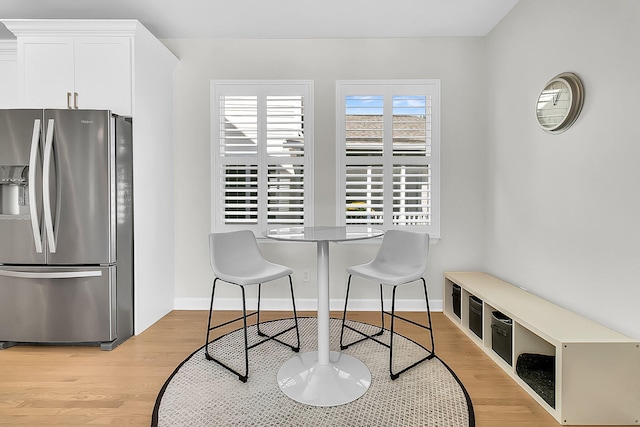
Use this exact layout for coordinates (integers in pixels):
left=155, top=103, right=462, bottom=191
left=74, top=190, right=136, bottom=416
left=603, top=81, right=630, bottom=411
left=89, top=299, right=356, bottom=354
left=4, top=21, right=133, bottom=115
left=73, top=37, right=131, bottom=115
left=19, top=37, right=75, bottom=109
left=0, top=41, right=19, bottom=108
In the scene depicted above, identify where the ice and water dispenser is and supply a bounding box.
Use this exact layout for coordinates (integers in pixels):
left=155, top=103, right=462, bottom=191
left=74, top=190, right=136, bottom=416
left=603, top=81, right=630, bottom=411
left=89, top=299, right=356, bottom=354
left=0, top=165, right=30, bottom=216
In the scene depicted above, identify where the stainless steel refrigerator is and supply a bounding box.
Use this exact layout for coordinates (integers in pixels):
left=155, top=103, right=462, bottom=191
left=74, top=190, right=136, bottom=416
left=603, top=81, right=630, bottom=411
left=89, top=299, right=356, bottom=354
left=0, top=109, right=133, bottom=350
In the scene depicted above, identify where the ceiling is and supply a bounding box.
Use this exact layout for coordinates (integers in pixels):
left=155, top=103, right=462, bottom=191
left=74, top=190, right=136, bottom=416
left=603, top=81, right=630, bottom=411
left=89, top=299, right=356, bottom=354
left=0, top=0, right=519, bottom=40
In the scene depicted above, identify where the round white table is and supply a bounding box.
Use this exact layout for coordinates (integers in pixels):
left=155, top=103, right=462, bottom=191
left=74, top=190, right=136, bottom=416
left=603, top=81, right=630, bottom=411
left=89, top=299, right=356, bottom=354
left=264, top=226, right=384, bottom=407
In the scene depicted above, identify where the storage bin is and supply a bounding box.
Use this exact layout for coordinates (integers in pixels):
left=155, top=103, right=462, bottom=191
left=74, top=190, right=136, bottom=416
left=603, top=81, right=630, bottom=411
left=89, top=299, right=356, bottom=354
left=468, top=295, right=483, bottom=338
left=516, top=353, right=556, bottom=408
left=452, top=284, right=461, bottom=318
left=491, top=311, right=513, bottom=365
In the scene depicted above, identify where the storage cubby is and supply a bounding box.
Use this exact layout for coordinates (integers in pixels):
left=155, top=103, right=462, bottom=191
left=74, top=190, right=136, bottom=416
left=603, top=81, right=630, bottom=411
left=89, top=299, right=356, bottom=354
left=443, top=272, right=640, bottom=425
left=468, top=295, right=483, bottom=339
left=451, top=284, right=461, bottom=319
left=491, top=310, right=512, bottom=366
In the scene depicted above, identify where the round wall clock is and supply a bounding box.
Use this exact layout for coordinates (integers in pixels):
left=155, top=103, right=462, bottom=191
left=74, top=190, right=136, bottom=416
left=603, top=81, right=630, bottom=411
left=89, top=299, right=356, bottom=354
left=535, top=72, right=584, bottom=134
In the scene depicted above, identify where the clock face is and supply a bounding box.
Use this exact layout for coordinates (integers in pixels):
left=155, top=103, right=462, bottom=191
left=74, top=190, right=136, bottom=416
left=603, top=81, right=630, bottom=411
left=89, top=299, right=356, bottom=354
left=535, top=72, right=584, bottom=134
left=536, top=79, right=572, bottom=130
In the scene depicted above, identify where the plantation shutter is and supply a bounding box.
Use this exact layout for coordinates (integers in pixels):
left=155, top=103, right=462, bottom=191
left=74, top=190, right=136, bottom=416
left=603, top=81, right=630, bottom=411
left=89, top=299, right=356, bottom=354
left=391, top=94, right=431, bottom=226
left=212, top=81, right=313, bottom=233
left=219, top=95, right=259, bottom=224
left=338, top=81, right=440, bottom=235
left=266, top=95, right=305, bottom=225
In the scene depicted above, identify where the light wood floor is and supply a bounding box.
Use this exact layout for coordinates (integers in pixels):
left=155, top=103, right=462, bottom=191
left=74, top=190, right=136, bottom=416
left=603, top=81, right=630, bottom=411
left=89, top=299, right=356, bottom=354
left=0, top=310, right=611, bottom=426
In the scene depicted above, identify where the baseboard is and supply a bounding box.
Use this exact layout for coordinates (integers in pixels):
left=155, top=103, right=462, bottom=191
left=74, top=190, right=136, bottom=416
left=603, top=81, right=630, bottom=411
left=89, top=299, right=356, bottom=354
left=174, top=297, right=443, bottom=312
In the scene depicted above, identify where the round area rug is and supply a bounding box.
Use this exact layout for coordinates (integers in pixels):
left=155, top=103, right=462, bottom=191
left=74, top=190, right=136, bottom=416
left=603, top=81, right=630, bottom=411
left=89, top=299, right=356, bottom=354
left=152, top=317, right=475, bottom=426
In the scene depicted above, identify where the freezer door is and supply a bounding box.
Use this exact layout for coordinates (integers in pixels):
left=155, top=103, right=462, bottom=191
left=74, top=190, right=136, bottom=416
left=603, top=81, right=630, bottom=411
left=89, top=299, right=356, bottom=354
left=43, top=110, right=115, bottom=265
left=0, top=266, right=116, bottom=343
left=0, top=109, right=46, bottom=265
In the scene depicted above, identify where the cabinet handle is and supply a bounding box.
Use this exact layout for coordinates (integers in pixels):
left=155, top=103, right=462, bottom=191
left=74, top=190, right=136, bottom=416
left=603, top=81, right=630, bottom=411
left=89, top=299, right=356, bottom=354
left=28, top=119, right=43, bottom=253
left=74, top=92, right=78, bottom=109
left=67, top=92, right=72, bottom=109
left=0, top=269, right=102, bottom=279
left=43, top=119, right=57, bottom=253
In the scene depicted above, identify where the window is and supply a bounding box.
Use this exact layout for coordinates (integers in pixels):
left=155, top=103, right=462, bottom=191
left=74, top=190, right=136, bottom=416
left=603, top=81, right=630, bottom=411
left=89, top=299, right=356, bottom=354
left=211, top=81, right=314, bottom=233
left=336, top=80, right=440, bottom=237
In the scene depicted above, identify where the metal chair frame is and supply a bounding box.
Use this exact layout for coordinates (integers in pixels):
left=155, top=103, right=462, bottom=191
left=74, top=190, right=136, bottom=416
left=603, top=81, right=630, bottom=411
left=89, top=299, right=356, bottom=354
left=205, top=276, right=300, bottom=383
left=340, top=275, right=435, bottom=380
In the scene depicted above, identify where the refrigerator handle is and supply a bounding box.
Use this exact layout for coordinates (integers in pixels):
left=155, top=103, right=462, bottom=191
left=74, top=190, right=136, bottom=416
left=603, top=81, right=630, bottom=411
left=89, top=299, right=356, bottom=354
left=0, top=270, right=102, bottom=279
left=43, top=118, right=57, bottom=253
left=28, top=119, right=43, bottom=253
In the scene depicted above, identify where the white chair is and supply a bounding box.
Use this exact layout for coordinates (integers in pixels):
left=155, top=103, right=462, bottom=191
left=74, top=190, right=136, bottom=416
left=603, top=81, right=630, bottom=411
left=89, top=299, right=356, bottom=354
left=339, top=230, right=435, bottom=380
left=205, top=230, right=300, bottom=382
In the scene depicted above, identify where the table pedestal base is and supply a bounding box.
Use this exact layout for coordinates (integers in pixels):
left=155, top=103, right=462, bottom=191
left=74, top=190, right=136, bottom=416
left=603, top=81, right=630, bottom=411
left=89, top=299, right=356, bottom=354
left=277, top=351, right=371, bottom=407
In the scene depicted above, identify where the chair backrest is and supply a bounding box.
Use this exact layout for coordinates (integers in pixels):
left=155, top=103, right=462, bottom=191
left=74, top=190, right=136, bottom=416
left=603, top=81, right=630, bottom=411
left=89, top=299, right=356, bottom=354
left=209, top=230, right=264, bottom=277
left=373, top=230, right=430, bottom=276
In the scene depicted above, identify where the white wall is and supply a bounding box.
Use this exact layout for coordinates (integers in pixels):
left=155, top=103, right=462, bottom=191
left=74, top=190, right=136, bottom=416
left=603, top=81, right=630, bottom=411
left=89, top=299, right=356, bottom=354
left=166, top=0, right=640, bottom=340
left=484, top=0, right=640, bottom=339
left=164, top=37, right=488, bottom=310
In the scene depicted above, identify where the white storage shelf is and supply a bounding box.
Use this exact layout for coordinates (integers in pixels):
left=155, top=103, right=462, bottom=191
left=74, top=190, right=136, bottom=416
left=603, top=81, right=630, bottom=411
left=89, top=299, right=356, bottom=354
left=444, top=272, right=640, bottom=426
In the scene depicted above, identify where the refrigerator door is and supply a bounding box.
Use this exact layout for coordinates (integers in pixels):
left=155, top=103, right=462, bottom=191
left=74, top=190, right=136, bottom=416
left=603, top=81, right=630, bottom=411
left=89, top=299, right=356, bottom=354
left=43, top=110, right=115, bottom=265
left=0, top=110, right=46, bottom=265
left=0, top=265, right=116, bottom=343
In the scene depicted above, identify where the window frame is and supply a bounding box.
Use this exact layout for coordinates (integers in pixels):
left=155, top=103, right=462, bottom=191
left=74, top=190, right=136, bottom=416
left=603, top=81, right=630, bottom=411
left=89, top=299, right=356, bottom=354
left=211, top=80, right=314, bottom=234
left=335, top=79, right=441, bottom=237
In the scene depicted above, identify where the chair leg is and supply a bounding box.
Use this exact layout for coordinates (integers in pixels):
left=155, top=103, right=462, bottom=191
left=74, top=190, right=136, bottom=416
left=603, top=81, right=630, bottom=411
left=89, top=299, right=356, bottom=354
left=339, top=276, right=436, bottom=379
left=340, top=275, right=384, bottom=350
left=422, top=278, right=436, bottom=355
left=389, top=285, right=398, bottom=380
left=256, top=283, right=266, bottom=337
left=288, top=275, right=301, bottom=352
left=240, top=286, right=249, bottom=382
left=379, top=283, right=385, bottom=331
left=255, top=276, right=300, bottom=352
left=204, top=278, right=218, bottom=360
left=388, top=278, right=436, bottom=380
left=202, top=275, right=306, bottom=381
left=339, top=275, right=353, bottom=349
left=204, top=278, right=249, bottom=382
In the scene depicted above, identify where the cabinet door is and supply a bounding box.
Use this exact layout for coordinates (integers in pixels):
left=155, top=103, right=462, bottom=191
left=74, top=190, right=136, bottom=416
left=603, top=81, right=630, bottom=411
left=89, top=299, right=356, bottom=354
left=74, top=37, right=132, bottom=116
left=0, top=41, right=19, bottom=108
left=19, top=37, right=74, bottom=109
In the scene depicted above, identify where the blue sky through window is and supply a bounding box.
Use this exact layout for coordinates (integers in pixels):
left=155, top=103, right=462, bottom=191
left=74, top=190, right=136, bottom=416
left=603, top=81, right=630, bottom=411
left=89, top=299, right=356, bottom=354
left=346, top=95, right=426, bottom=115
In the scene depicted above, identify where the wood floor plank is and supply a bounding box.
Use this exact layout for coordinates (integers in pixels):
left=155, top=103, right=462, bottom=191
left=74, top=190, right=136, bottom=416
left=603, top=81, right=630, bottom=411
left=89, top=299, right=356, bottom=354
left=0, top=310, right=617, bottom=426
